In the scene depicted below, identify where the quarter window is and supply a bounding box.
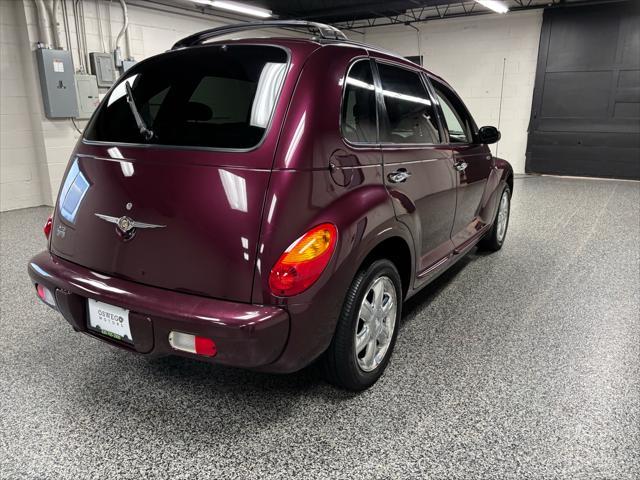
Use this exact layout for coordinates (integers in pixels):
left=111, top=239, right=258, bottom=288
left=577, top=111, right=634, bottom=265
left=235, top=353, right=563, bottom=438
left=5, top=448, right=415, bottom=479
left=341, top=61, right=377, bottom=143
left=377, top=63, right=440, bottom=144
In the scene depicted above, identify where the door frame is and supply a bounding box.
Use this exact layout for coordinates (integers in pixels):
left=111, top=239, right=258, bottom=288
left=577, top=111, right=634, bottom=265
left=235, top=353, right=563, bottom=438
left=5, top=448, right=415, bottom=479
left=370, top=56, right=459, bottom=284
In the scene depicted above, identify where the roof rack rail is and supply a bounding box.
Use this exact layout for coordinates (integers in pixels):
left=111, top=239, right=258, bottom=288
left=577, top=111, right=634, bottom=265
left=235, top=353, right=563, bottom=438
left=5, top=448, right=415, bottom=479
left=321, top=38, right=405, bottom=62
left=172, top=20, right=348, bottom=50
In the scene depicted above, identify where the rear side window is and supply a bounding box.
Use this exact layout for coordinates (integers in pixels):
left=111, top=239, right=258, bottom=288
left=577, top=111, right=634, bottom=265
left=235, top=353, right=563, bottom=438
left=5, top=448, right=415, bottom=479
left=85, top=45, right=288, bottom=150
left=341, top=60, right=377, bottom=143
left=377, top=63, right=441, bottom=144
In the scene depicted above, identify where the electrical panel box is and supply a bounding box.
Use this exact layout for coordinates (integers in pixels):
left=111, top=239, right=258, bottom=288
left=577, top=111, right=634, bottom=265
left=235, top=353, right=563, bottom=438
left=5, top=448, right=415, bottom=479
left=35, top=48, right=78, bottom=118
left=122, top=60, right=137, bottom=72
left=89, top=52, right=117, bottom=87
left=74, top=74, right=100, bottom=119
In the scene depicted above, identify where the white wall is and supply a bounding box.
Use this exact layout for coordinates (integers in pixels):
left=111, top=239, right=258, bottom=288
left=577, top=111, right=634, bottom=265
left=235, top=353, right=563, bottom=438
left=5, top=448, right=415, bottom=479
left=361, top=10, right=543, bottom=173
left=0, top=0, right=48, bottom=210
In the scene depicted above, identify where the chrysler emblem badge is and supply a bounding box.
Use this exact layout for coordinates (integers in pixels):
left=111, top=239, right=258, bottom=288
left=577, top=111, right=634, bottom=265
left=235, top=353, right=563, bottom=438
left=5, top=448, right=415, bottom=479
left=117, top=216, right=134, bottom=233
left=95, top=213, right=166, bottom=236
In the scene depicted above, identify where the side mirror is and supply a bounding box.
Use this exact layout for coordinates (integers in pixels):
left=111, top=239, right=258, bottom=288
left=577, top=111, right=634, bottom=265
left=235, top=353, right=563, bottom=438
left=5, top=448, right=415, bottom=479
left=478, top=126, right=501, bottom=145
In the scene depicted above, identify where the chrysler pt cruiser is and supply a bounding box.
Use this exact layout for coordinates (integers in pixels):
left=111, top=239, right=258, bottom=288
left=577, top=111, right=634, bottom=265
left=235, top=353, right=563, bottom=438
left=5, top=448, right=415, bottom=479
left=28, top=21, right=513, bottom=390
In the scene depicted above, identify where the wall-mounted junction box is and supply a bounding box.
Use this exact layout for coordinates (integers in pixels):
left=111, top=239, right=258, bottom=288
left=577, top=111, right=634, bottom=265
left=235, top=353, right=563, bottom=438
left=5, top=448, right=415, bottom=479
left=89, top=52, right=117, bottom=87
left=35, top=48, right=78, bottom=118
left=122, top=59, right=137, bottom=72
left=74, top=74, right=100, bottom=119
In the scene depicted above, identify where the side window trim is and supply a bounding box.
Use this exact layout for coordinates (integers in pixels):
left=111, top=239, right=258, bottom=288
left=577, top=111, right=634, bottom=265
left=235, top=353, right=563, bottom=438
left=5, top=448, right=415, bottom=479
left=421, top=73, right=448, bottom=144
left=371, top=59, right=388, bottom=146
left=339, top=57, right=380, bottom=146
left=373, top=58, right=445, bottom=148
left=428, top=75, right=479, bottom=146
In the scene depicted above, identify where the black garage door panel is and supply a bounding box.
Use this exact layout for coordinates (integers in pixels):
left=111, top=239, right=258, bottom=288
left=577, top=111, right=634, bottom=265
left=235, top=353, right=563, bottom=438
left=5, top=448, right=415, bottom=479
left=540, top=72, right=611, bottom=118
left=526, top=2, right=640, bottom=180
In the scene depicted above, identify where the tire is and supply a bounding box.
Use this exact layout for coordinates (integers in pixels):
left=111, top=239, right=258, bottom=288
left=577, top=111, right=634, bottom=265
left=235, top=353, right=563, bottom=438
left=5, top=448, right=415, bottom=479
left=322, top=259, right=402, bottom=391
left=478, top=184, right=511, bottom=252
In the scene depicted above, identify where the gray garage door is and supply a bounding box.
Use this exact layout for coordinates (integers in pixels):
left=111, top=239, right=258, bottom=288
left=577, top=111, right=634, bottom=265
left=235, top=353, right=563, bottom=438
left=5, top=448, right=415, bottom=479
left=526, top=2, right=640, bottom=180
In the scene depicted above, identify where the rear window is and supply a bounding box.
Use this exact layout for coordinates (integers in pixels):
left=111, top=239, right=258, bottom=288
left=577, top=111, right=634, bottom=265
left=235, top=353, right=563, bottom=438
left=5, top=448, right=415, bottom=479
left=85, top=45, right=288, bottom=150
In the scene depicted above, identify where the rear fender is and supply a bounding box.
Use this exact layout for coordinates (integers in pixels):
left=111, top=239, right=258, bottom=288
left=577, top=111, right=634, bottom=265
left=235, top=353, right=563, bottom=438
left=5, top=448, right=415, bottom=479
left=252, top=168, right=414, bottom=372
left=253, top=168, right=412, bottom=306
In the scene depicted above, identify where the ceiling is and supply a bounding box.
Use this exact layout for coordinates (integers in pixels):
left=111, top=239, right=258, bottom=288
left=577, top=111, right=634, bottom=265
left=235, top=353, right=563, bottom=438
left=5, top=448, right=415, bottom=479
left=170, top=0, right=620, bottom=29
left=251, top=0, right=466, bottom=23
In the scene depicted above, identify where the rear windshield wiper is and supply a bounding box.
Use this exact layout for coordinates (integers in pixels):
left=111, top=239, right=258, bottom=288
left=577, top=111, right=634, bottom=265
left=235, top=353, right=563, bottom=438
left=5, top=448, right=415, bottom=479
left=125, top=82, right=155, bottom=141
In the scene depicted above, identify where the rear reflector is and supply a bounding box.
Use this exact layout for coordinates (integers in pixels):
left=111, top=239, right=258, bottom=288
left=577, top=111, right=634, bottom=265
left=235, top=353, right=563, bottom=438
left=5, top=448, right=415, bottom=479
left=43, top=215, right=53, bottom=239
left=168, top=331, right=217, bottom=357
left=36, top=284, right=56, bottom=307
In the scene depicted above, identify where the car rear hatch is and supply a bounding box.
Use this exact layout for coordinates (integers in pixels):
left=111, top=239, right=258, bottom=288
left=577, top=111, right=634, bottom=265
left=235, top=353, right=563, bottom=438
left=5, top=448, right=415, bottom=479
left=50, top=43, right=303, bottom=303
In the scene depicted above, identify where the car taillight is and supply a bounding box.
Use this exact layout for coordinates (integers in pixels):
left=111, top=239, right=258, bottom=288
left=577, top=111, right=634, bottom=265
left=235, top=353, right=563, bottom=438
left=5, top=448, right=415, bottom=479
left=43, top=214, right=53, bottom=239
left=269, top=223, right=338, bottom=296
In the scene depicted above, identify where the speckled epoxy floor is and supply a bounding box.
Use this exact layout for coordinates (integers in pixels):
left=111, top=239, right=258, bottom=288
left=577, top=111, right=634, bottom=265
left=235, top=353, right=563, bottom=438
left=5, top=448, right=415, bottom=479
left=1, top=176, right=639, bottom=479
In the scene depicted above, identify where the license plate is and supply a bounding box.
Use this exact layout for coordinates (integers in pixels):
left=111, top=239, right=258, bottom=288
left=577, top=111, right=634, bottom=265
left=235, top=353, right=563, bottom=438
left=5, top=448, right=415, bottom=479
left=87, top=299, right=133, bottom=343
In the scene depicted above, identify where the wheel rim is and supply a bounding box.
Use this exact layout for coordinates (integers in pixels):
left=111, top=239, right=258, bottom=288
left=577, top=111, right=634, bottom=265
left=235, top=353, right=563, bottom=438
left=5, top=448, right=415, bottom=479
left=354, top=275, right=397, bottom=372
left=496, top=191, right=510, bottom=243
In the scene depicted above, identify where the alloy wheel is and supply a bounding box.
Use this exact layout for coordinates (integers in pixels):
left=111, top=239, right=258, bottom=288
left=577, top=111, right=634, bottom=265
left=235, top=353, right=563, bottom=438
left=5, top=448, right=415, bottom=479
left=354, top=275, right=397, bottom=372
left=496, top=191, right=510, bottom=243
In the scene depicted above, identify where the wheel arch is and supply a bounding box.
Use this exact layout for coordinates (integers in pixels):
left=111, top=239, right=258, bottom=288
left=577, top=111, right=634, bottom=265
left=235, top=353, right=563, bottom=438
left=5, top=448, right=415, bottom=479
left=496, top=157, right=514, bottom=194
left=504, top=171, right=513, bottom=195
left=357, top=234, right=413, bottom=300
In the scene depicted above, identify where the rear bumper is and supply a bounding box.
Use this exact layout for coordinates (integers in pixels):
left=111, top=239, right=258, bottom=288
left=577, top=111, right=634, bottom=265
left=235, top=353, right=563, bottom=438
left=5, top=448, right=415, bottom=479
left=28, top=251, right=289, bottom=369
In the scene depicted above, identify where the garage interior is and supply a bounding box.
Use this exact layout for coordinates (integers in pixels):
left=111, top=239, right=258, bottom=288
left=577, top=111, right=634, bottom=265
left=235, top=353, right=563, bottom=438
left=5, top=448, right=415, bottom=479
left=1, top=0, right=638, bottom=478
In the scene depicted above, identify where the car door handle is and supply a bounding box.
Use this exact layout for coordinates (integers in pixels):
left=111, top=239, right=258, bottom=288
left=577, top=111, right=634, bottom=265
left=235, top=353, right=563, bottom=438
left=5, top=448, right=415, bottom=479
left=454, top=160, right=468, bottom=172
left=388, top=168, right=411, bottom=183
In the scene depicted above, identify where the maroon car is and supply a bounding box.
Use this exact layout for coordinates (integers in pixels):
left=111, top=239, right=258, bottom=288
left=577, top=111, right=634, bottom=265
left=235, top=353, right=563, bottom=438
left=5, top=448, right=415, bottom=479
left=28, top=21, right=512, bottom=390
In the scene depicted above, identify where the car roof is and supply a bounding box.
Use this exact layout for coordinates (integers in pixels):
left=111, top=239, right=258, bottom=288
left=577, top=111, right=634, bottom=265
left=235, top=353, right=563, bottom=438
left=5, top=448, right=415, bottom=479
left=196, top=35, right=448, bottom=86
left=171, top=21, right=450, bottom=86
